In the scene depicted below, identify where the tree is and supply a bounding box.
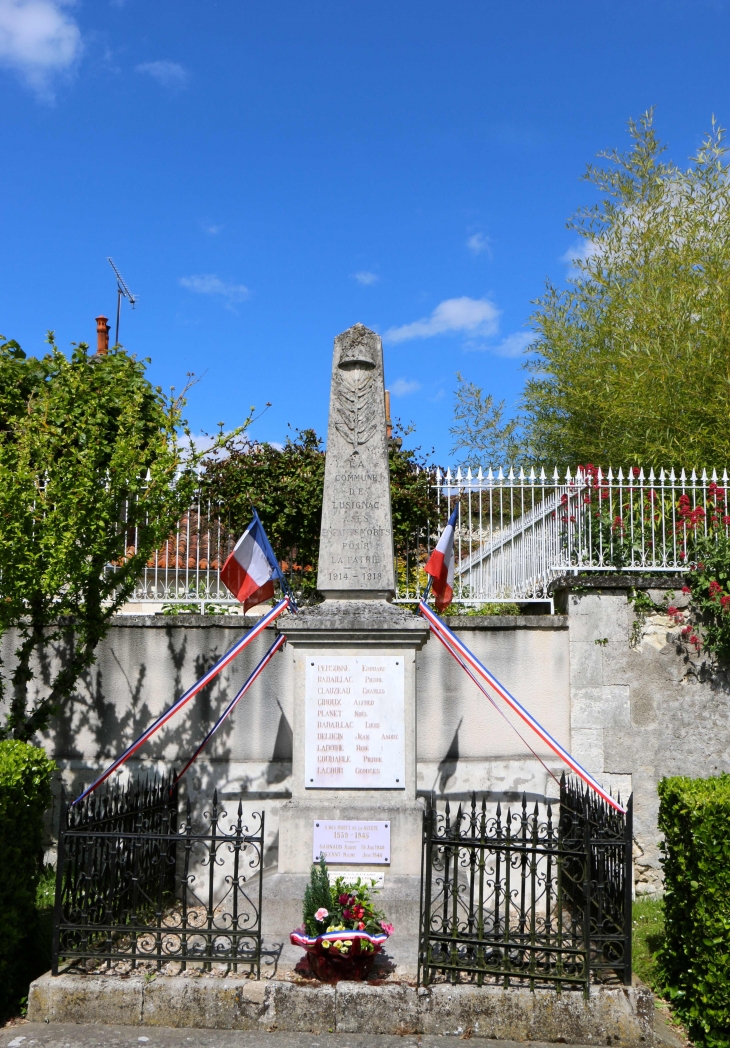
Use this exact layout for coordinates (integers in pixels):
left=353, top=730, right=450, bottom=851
left=523, top=110, right=730, bottom=469
left=0, top=335, right=233, bottom=741
left=201, top=427, right=326, bottom=600
left=201, top=424, right=438, bottom=601
left=450, top=372, right=522, bottom=468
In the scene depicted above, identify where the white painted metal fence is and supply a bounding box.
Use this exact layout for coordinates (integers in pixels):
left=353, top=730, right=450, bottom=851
left=396, top=465, right=730, bottom=604
left=126, top=467, right=730, bottom=610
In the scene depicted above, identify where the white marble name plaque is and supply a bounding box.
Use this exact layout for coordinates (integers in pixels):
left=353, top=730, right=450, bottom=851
left=313, top=820, right=390, bottom=864
left=304, top=655, right=405, bottom=789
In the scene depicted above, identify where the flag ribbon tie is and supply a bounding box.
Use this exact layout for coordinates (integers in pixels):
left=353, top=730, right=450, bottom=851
left=419, top=600, right=625, bottom=813
left=73, top=596, right=291, bottom=804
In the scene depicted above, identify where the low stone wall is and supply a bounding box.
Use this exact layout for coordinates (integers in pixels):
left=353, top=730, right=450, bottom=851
left=7, top=585, right=729, bottom=894
left=29, top=971, right=655, bottom=1044
left=1, top=611, right=570, bottom=858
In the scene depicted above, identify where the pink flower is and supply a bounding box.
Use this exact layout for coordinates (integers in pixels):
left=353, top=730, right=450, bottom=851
left=314, top=908, right=329, bottom=922
left=358, top=921, right=365, bottom=930
left=381, top=923, right=394, bottom=936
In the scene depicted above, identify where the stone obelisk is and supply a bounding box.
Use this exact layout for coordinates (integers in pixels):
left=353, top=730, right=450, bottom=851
left=274, top=324, right=428, bottom=972
left=317, top=324, right=396, bottom=599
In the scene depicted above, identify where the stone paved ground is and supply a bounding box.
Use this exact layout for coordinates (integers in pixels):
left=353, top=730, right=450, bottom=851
left=0, top=1027, right=601, bottom=1048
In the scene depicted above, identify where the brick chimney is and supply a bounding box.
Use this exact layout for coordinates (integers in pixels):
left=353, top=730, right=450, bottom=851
left=96, top=315, right=110, bottom=355
left=384, top=389, right=392, bottom=440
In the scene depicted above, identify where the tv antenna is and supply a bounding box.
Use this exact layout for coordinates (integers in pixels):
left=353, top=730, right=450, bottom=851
left=107, top=258, right=137, bottom=346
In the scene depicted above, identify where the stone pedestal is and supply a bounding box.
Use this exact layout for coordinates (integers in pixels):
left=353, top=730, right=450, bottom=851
left=278, top=600, right=429, bottom=875
left=270, top=601, right=428, bottom=970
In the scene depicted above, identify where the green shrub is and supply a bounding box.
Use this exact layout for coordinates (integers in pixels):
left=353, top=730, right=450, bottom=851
left=658, top=774, right=730, bottom=1047
left=0, top=740, right=55, bottom=1016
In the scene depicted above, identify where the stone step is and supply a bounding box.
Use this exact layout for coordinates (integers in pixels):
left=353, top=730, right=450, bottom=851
left=28, top=971, right=655, bottom=1044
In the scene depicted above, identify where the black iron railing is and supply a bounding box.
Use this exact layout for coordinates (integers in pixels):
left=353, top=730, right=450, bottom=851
left=53, top=774, right=265, bottom=976
left=418, top=775, right=632, bottom=994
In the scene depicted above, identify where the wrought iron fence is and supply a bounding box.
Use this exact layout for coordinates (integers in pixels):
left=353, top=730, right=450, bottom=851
left=53, top=774, right=265, bottom=976
left=397, top=465, right=730, bottom=604
left=418, top=775, right=633, bottom=994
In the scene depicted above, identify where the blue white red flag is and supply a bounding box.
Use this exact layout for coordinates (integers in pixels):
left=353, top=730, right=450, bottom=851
left=221, top=509, right=285, bottom=611
left=425, top=505, right=459, bottom=611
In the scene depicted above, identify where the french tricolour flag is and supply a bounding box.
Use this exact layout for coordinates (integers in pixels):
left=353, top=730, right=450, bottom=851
left=425, top=505, right=459, bottom=611
left=221, top=510, right=284, bottom=612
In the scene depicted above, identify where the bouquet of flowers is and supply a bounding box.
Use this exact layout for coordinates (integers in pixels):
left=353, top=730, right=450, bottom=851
left=290, top=855, right=394, bottom=979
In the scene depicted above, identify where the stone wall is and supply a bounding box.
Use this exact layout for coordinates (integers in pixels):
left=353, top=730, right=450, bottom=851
left=1, top=611, right=570, bottom=865
left=6, top=586, right=728, bottom=891
left=554, top=576, right=730, bottom=894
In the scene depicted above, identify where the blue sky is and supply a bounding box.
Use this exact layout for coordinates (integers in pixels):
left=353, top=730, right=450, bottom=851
left=0, top=0, right=727, bottom=463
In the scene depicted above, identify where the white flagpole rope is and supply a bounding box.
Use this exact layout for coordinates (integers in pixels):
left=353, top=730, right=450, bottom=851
left=173, top=633, right=286, bottom=787
left=419, top=601, right=625, bottom=813
left=73, top=596, right=291, bottom=804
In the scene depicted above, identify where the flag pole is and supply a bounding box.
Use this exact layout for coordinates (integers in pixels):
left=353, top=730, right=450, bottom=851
left=173, top=633, right=286, bottom=787
left=73, top=597, right=291, bottom=804
left=419, top=600, right=625, bottom=814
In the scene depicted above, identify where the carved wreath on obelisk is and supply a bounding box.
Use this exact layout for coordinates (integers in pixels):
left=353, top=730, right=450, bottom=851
left=334, top=371, right=378, bottom=449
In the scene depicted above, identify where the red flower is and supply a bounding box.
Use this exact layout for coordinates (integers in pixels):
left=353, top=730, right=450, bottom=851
left=583, top=495, right=591, bottom=504
left=601, top=490, right=609, bottom=500
left=358, top=921, right=365, bottom=930
left=560, top=494, right=568, bottom=505
left=723, top=516, right=730, bottom=526
left=632, top=467, right=641, bottom=477
left=342, top=908, right=352, bottom=921
left=721, top=595, right=730, bottom=612
left=338, top=894, right=350, bottom=905
left=569, top=515, right=576, bottom=523
left=709, top=580, right=722, bottom=599
left=682, top=585, right=691, bottom=594
left=667, top=605, right=678, bottom=615
left=352, top=904, right=365, bottom=919
left=681, top=625, right=692, bottom=636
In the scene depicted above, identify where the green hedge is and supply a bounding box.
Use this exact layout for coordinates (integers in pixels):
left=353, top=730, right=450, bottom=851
left=658, top=774, right=730, bottom=1048
left=0, top=740, right=55, bottom=1015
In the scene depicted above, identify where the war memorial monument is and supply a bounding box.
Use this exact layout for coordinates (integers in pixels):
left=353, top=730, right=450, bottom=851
left=269, top=323, right=429, bottom=968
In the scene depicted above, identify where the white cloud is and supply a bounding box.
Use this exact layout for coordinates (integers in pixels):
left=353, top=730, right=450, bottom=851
left=384, top=296, right=500, bottom=344
left=0, top=0, right=82, bottom=100
left=561, top=239, right=599, bottom=277
left=136, top=59, right=187, bottom=89
left=466, top=232, right=491, bottom=256
left=353, top=270, right=379, bottom=286
left=201, top=222, right=222, bottom=235
left=179, top=274, right=250, bottom=307
left=390, top=378, right=421, bottom=397
left=494, top=331, right=533, bottom=357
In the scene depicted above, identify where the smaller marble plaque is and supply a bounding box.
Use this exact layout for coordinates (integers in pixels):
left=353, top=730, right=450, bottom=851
left=312, top=819, right=390, bottom=864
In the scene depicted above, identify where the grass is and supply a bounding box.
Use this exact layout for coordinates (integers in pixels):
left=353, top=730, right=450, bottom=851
left=632, top=895, right=665, bottom=991
left=36, top=864, right=56, bottom=911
